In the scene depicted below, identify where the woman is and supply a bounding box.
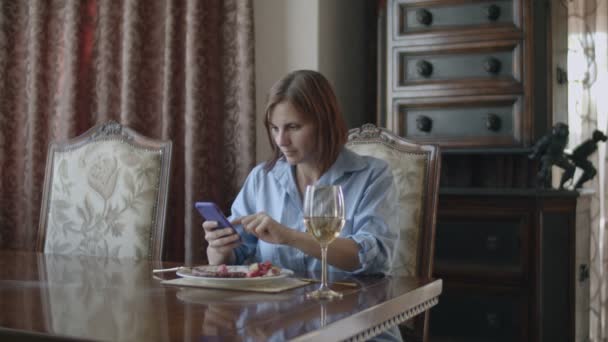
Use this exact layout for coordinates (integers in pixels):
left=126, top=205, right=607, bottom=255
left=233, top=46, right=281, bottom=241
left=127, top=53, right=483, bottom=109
left=204, top=70, right=402, bottom=341
left=203, top=69, right=399, bottom=276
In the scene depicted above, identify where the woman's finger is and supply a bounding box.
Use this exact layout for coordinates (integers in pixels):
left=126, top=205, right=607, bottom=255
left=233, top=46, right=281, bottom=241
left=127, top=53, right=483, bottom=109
left=207, top=231, right=240, bottom=246
left=256, top=215, right=274, bottom=233
left=254, top=224, right=268, bottom=236
left=202, top=221, right=218, bottom=232
left=243, top=214, right=262, bottom=234
left=204, top=227, right=235, bottom=242
left=239, top=213, right=256, bottom=226
left=240, top=212, right=267, bottom=225
left=210, top=239, right=241, bottom=254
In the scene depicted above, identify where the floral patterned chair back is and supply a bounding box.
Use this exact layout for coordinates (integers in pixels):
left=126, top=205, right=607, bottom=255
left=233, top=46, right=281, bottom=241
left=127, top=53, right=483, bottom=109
left=37, top=121, right=172, bottom=261
left=346, top=124, right=440, bottom=341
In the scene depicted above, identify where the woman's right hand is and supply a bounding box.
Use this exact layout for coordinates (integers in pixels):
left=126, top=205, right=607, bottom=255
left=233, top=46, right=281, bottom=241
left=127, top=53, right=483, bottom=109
left=203, top=221, right=240, bottom=265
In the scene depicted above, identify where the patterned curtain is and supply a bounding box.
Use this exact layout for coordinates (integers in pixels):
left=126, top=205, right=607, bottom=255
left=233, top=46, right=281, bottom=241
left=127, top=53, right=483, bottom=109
left=568, top=0, right=608, bottom=340
left=0, top=0, right=256, bottom=263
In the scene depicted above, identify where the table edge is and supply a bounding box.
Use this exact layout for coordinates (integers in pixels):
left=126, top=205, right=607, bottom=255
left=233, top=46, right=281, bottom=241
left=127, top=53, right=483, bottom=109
left=289, top=278, right=443, bottom=342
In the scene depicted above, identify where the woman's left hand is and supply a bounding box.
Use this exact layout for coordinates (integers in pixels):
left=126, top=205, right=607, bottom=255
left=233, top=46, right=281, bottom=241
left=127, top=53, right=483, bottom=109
left=234, top=212, right=293, bottom=245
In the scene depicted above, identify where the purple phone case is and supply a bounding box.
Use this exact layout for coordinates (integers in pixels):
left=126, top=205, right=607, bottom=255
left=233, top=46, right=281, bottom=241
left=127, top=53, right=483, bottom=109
left=195, top=202, right=233, bottom=228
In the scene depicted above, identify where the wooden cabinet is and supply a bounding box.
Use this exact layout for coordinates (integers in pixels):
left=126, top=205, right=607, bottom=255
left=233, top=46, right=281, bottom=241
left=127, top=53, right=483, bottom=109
left=380, top=1, right=581, bottom=341
left=430, top=190, right=579, bottom=342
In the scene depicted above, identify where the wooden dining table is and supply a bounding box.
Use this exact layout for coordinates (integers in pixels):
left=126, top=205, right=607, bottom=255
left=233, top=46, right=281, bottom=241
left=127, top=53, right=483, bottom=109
left=0, top=251, right=441, bottom=341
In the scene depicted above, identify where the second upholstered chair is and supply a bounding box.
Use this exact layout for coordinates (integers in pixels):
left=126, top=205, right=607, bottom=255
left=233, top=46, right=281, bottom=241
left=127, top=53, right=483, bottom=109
left=36, top=120, right=172, bottom=261
left=346, top=123, right=441, bottom=342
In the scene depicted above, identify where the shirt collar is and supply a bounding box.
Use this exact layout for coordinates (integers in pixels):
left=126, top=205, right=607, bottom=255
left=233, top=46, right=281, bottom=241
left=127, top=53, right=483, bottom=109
left=318, top=147, right=367, bottom=185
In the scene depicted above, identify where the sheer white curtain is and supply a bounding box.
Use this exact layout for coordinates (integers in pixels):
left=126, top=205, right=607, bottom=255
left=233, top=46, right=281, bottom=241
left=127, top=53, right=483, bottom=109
left=568, top=0, right=608, bottom=340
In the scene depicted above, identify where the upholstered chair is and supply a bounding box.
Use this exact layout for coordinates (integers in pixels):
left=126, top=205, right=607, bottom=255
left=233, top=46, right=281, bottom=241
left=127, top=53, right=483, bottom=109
left=346, top=123, right=441, bottom=342
left=36, top=121, right=172, bottom=261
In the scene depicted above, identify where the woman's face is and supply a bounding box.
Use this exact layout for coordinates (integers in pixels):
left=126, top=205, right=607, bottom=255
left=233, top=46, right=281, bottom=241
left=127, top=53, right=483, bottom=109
left=269, top=101, right=317, bottom=166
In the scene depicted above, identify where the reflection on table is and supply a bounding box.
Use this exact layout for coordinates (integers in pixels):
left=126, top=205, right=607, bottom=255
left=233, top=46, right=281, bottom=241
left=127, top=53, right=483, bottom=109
left=0, top=251, right=442, bottom=341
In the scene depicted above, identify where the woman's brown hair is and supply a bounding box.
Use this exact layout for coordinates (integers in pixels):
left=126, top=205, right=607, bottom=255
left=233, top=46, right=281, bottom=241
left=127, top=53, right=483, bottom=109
left=263, top=70, right=347, bottom=173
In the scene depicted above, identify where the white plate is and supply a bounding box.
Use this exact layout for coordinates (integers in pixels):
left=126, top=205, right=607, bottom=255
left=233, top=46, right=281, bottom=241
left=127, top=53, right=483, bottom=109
left=176, top=265, right=293, bottom=285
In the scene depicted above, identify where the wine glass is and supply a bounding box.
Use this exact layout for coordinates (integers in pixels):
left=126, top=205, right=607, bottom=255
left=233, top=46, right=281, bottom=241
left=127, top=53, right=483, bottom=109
left=303, top=185, right=346, bottom=300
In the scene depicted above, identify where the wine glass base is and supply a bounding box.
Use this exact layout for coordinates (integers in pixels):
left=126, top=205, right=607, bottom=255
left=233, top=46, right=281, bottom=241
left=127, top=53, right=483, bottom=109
left=306, top=289, right=343, bottom=300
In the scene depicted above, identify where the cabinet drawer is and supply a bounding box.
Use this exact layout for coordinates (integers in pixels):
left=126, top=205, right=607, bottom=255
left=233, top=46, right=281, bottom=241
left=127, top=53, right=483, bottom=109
left=435, top=218, right=523, bottom=277
left=393, top=40, right=522, bottom=92
left=430, top=286, right=528, bottom=341
left=433, top=200, right=530, bottom=279
left=394, top=95, right=522, bottom=147
left=393, top=0, right=517, bottom=37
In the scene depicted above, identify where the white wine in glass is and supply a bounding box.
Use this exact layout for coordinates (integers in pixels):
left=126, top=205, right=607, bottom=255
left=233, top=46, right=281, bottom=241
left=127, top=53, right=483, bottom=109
left=303, top=185, right=346, bottom=300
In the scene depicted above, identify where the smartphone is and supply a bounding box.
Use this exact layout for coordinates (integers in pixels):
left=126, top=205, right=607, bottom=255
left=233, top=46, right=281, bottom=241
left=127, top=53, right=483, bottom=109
left=195, top=202, right=234, bottom=229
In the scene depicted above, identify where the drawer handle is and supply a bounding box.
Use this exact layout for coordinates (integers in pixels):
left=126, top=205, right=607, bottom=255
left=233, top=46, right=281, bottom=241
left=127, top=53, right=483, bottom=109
left=485, top=4, right=501, bottom=21
left=416, top=8, right=433, bottom=26
left=485, top=235, right=498, bottom=251
left=416, top=60, right=433, bottom=78
left=416, top=116, right=432, bottom=132
left=579, top=264, right=590, bottom=282
left=486, top=312, right=500, bottom=329
left=483, top=57, right=501, bottom=74
left=556, top=66, right=568, bottom=84
left=486, top=114, right=501, bottom=131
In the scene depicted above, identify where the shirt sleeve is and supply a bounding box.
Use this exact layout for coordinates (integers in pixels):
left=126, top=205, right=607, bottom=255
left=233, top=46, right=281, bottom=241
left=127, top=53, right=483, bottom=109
left=347, top=163, right=400, bottom=275
left=227, top=166, right=261, bottom=265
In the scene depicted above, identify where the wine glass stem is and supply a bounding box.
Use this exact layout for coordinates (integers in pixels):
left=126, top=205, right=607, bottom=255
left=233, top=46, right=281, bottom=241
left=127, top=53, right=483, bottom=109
left=321, top=245, right=329, bottom=289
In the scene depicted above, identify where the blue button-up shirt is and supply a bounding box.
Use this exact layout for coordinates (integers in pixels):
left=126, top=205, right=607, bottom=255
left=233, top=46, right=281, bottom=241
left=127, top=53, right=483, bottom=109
left=229, top=148, right=399, bottom=275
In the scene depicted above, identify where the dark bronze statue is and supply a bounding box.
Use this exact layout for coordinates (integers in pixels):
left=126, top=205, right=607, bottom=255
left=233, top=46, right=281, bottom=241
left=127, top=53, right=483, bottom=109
left=528, top=122, right=575, bottom=189
left=565, top=129, right=607, bottom=189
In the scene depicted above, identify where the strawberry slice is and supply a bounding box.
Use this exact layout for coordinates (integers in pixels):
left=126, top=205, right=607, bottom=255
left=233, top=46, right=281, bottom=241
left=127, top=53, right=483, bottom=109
left=245, top=261, right=281, bottom=277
